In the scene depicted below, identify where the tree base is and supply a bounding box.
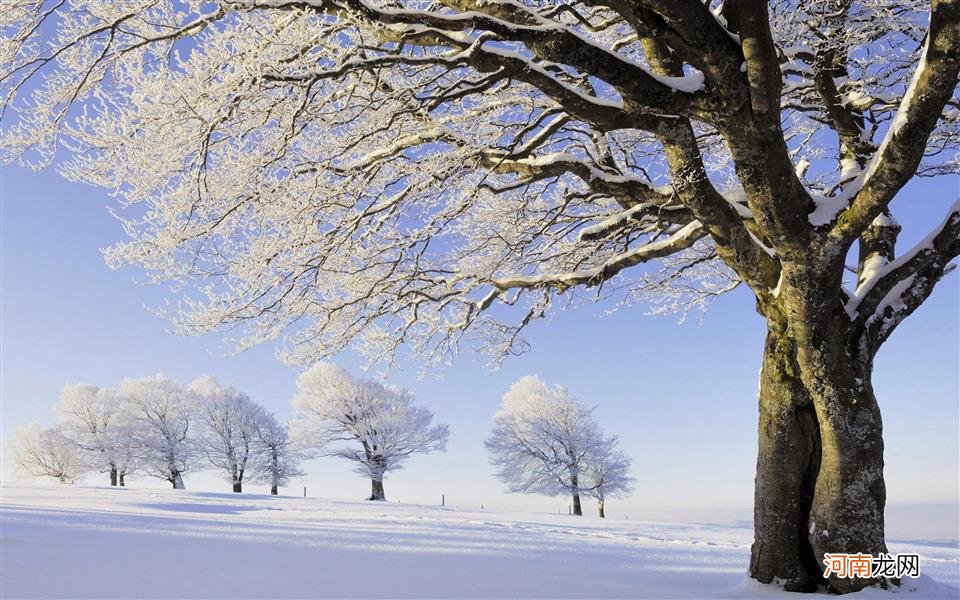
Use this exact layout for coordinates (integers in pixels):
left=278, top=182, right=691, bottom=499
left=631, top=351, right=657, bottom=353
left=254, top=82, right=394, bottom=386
left=368, top=479, right=386, bottom=501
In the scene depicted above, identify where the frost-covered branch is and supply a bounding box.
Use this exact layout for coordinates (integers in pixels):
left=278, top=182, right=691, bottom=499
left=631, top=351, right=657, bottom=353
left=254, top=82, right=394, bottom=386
left=852, top=201, right=960, bottom=351
left=491, top=221, right=705, bottom=292
left=1, top=0, right=956, bottom=371
left=821, top=0, right=960, bottom=244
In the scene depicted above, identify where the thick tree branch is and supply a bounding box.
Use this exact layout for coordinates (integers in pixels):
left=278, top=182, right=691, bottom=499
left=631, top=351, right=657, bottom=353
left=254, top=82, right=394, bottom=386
left=253, top=0, right=712, bottom=122
left=641, top=35, right=778, bottom=291
left=850, top=201, right=960, bottom=341
left=827, top=0, right=960, bottom=250
left=716, top=0, right=814, bottom=256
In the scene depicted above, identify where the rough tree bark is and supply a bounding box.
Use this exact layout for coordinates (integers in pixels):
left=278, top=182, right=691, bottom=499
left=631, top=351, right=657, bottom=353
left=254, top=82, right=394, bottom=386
left=808, top=373, right=888, bottom=595
left=119, top=472, right=126, bottom=486
left=750, top=319, right=823, bottom=592
left=172, top=471, right=185, bottom=489
left=597, top=498, right=605, bottom=519
left=270, top=483, right=278, bottom=495
left=785, top=270, right=889, bottom=594
left=750, top=261, right=897, bottom=593
left=369, top=479, right=386, bottom=501
left=109, top=465, right=118, bottom=487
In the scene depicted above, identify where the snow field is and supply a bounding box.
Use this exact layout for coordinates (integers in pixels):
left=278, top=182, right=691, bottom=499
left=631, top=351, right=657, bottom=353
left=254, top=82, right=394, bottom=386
left=1, top=483, right=956, bottom=599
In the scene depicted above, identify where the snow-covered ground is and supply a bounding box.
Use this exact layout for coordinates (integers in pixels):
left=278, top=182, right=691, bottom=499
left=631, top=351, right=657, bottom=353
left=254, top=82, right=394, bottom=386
left=1, top=483, right=957, bottom=599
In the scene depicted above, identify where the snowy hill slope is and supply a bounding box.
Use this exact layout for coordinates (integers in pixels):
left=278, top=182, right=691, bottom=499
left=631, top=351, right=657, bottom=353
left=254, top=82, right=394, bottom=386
left=1, top=483, right=956, bottom=599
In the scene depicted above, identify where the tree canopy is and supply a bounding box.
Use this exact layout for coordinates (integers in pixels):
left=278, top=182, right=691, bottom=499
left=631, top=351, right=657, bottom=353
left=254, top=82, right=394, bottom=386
left=4, top=1, right=956, bottom=370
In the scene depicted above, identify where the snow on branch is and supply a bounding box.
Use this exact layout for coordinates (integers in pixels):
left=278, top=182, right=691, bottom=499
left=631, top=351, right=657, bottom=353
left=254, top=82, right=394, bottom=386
left=814, top=0, right=960, bottom=240
left=2, top=0, right=955, bottom=370
left=491, top=221, right=705, bottom=292
left=852, top=200, right=960, bottom=348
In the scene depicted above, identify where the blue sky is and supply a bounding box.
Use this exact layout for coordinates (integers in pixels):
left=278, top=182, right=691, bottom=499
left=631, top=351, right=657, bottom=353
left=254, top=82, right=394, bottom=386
left=1, top=164, right=957, bottom=535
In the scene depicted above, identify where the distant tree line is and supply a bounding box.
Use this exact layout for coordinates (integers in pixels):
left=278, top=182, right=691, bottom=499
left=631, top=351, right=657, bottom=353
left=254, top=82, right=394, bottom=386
left=8, top=374, right=302, bottom=493
left=9, top=367, right=632, bottom=515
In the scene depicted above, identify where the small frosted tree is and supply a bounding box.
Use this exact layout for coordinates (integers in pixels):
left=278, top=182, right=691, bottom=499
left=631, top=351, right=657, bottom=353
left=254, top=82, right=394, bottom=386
left=55, top=383, right=135, bottom=486
left=291, top=362, right=449, bottom=501
left=486, top=376, right=615, bottom=516
left=583, top=442, right=634, bottom=518
left=121, top=374, right=196, bottom=489
left=192, top=375, right=265, bottom=493
left=7, top=423, right=89, bottom=483
left=251, top=412, right=304, bottom=495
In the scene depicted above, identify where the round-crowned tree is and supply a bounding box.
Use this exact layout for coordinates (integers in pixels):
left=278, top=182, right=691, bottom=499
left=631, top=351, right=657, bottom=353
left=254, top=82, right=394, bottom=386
left=486, top=376, right=631, bottom=517
left=290, top=363, right=448, bottom=501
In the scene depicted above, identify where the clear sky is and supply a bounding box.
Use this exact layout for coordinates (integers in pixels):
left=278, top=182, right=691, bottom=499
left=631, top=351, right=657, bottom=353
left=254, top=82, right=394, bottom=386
left=1, top=164, right=957, bottom=537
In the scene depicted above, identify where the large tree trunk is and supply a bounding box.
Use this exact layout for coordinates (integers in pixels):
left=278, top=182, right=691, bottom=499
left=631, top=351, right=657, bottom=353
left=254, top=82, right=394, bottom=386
left=172, top=471, right=185, bottom=489
left=796, top=321, right=888, bottom=594
left=597, top=498, right=605, bottom=519
left=365, top=451, right=387, bottom=500
left=369, top=478, right=386, bottom=501
left=751, top=271, right=890, bottom=594
left=750, top=324, right=823, bottom=592
left=109, top=466, right=118, bottom=487
left=119, top=472, right=126, bottom=486
left=809, top=380, right=888, bottom=594
left=232, top=481, right=242, bottom=493
left=571, top=493, right=582, bottom=516
left=270, top=484, right=278, bottom=495
left=569, top=471, right=583, bottom=516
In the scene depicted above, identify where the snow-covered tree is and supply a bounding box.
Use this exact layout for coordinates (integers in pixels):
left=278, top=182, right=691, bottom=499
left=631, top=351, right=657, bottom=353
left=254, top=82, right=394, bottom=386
left=251, top=411, right=304, bottom=495
left=582, top=441, right=634, bottom=518
left=3, top=0, right=958, bottom=592
left=486, top=376, right=611, bottom=516
left=7, top=423, right=89, bottom=483
left=120, top=374, right=197, bottom=489
left=192, top=375, right=265, bottom=493
left=105, top=392, right=140, bottom=487
left=291, top=363, right=448, bottom=501
left=55, top=383, right=136, bottom=486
